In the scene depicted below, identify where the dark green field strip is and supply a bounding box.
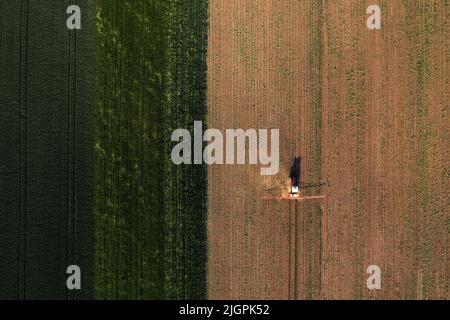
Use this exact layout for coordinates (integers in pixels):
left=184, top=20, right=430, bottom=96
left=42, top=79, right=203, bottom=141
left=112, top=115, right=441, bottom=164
left=161, top=0, right=208, bottom=300
left=95, top=0, right=207, bottom=299
left=0, top=1, right=94, bottom=299
left=0, top=1, right=22, bottom=300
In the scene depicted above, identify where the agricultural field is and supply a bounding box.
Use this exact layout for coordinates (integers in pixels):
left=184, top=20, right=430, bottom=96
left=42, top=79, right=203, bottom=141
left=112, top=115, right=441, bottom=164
left=0, top=0, right=95, bottom=299
left=0, top=0, right=208, bottom=300
left=0, top=0, right=448, bottom=301
left=95, top=0, right=207, bottom=299
left=207, top=0, right=449, bottom=299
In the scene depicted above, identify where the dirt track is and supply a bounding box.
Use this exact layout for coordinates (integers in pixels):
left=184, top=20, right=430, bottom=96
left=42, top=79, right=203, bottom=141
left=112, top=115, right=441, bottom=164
left=207, top=0, right=449, bottom=299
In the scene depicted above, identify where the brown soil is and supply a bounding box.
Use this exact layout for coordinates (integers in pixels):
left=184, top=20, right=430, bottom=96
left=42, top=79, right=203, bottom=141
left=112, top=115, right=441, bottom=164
left=207, top=0, right=449, bottom=299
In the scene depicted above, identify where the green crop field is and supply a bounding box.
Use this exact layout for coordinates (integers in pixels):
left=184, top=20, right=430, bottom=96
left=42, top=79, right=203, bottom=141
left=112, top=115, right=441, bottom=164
left=94, top=0, right=208, bottom=299
left=0, top=0, right=207, bottom=300
left=0, top=0, right=95, bottom=299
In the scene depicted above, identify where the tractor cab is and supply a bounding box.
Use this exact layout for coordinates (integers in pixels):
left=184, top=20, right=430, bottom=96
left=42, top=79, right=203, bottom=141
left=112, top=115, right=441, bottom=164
left=290, top=177, right=300, bottom=197
left=290, top=157, right=301, bottom=198
left=262, top=156, right=324, bottom=201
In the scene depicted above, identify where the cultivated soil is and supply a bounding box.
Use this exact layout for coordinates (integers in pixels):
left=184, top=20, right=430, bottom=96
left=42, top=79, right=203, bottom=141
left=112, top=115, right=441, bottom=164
left=207, top=0, right=449, bottom=299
